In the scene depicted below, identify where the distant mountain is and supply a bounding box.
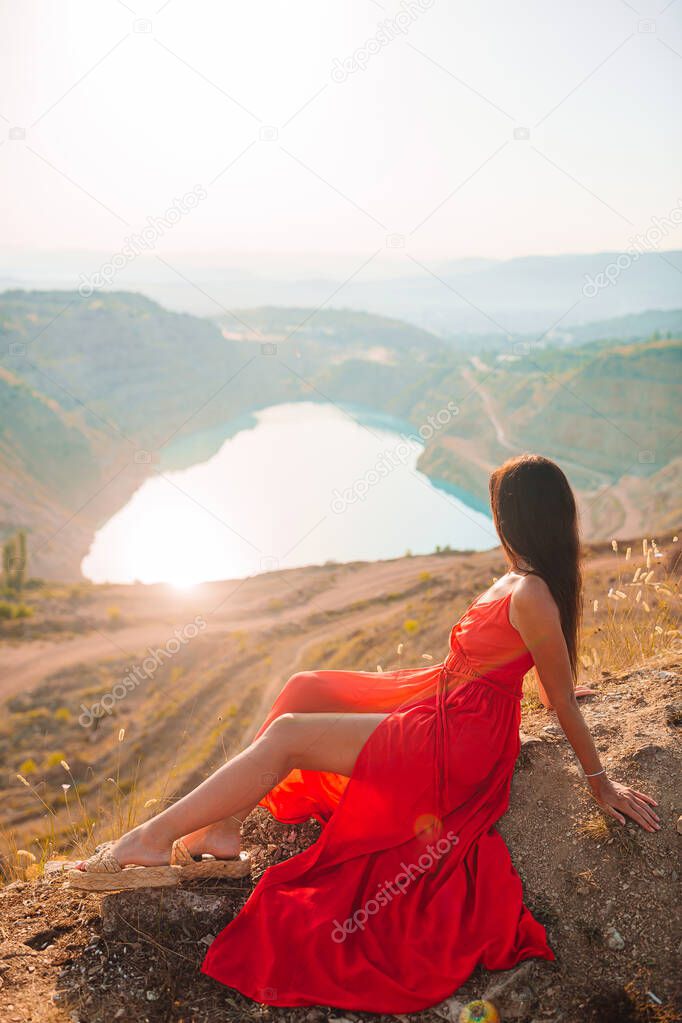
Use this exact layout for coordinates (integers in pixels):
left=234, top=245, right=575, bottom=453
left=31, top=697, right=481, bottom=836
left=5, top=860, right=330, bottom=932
left=1, top=249, right=680, bottom=334
left=0, top=289, right=679, bottom=578
left=374, top=251, right=682, bottom=334
left=553, top=308, right=682, bottom=346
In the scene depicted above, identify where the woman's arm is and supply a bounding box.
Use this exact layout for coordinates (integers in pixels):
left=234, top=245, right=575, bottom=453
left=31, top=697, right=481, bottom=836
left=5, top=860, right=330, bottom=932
left=535, top=672, right=553, bottom=710
left=535, top=673, right=596, bottom=710
left=512, top=576, right=660, bottom=833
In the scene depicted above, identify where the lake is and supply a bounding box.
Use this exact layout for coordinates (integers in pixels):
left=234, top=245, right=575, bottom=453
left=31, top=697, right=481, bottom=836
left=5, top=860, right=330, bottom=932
left=81, top=402, right=497, bottom=586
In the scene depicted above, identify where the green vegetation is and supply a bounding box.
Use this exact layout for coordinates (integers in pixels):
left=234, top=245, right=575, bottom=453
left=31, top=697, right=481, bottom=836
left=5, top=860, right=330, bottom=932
left=107, top=605, right=122, bottom=626
left=3, top=530, right=27, bottom=595
left=1, top=530, right=35, bottom=622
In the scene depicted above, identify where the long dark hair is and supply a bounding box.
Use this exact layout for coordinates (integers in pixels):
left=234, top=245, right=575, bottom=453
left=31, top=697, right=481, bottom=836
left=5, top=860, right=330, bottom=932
left=489, top=454, right=582, bottom=679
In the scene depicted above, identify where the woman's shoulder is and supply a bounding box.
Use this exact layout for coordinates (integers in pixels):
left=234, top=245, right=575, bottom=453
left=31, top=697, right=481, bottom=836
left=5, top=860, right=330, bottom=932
left=511, top=572, right=559, bottom=621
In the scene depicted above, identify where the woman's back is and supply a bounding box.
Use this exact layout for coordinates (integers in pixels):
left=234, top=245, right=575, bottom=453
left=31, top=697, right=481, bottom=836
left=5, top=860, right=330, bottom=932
left=450, top=581, right=535, bottom=687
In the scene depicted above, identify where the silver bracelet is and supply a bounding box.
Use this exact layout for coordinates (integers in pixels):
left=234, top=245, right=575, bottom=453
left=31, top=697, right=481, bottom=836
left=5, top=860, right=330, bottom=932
left=584, top=768, right=606, bottom=778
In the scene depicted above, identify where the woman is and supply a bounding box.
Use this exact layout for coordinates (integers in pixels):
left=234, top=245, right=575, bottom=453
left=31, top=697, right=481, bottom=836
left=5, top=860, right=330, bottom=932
left=72, top=454, right=659, bottom=1013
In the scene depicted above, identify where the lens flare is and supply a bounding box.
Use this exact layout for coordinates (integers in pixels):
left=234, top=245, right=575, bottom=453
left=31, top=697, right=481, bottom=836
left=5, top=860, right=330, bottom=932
left=459, top=1000, right=500, bottom=1023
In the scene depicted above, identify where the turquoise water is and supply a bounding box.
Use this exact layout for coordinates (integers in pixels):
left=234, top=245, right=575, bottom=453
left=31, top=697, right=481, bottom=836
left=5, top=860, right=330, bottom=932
left=82, top=402, right=497, bottom=585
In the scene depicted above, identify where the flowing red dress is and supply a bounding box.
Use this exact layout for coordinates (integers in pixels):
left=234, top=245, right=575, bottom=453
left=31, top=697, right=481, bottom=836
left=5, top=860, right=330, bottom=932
left=202, top=590, right=555, bottom=1012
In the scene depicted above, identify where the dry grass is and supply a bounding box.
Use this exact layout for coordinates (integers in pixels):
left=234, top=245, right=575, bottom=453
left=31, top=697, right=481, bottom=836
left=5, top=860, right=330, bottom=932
left=2, top=729, right=148, bottom=882
left=577, top=811, right=641, bottom=854
left=577, top=812, right=611, bottom=842
left=580, top=535, right=681, bottom=679
left=622, top=972, right=682, bottom=1023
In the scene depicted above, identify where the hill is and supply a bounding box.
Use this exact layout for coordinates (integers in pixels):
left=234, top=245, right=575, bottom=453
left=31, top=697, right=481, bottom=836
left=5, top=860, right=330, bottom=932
left=419, top=338, right=681, bottom=529
left=0, top=536, right=680, bottom=1021
left=0, top=290, right=680, bottom=578
left=557, top=308, right=682, bottom=347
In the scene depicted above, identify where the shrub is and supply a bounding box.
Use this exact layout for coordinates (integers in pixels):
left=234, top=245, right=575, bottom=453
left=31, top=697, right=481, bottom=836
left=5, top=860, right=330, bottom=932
left=44, top=751, right=67, bottom=770
left=54, top=707, right=72, bottom=724
left=19, top=758, right=38, bottom=775
left=403, top=619, right=420, bottom=635
left=0, top=601, right=33, bottom=619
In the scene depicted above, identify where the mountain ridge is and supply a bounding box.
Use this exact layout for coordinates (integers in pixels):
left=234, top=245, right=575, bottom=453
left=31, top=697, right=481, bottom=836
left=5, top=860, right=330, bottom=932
left=2, top=247, right=681, bottom=332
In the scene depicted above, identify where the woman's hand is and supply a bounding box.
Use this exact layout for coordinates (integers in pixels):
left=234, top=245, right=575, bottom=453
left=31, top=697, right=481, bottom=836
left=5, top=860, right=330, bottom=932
left=590, top=776, right=660, bottom=832
left=574, top=685, right=597, bottom=698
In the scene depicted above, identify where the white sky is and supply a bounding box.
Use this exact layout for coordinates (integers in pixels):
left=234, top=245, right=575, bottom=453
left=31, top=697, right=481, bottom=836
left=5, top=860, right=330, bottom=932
left=1, top=0, right=681, bottom=262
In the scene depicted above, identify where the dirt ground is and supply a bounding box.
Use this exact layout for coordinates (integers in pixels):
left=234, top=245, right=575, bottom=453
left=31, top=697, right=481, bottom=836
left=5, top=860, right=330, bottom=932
left=1, top=652, right=680, bottom=1023
left=2, top=536, right=680, bottom=1021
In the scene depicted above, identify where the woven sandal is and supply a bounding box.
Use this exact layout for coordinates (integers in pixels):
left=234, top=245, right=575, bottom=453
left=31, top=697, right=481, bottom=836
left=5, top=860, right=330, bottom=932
left=171, top=838, right=251, bottom=880
left=66, top=846, right=180, bottom=892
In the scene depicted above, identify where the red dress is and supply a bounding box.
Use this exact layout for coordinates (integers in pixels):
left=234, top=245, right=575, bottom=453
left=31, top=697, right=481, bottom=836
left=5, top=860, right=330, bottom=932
left=202, top=590, right=555, bottom=1012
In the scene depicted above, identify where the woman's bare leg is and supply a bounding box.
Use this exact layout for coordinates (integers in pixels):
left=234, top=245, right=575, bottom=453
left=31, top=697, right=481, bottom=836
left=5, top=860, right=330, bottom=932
left=85, top=712, right=385, bottom=868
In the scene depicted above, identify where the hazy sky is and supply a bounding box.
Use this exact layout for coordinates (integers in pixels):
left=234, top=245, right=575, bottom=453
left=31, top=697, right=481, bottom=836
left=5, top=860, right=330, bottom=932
left=1, top=0, right=681, bottom=262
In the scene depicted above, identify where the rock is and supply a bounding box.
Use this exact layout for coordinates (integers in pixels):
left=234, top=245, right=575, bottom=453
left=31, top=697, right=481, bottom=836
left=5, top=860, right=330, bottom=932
left=543, top=724, right=561, bottom=737
left=432, top=997, right=464, bottom=1021
left=44, top=860, right=71, bottom=876
left=101, top=887, right=238, bottom=942
left=601, top=899, right=616, bottom=919
left=666, top=703, right=682, bottom=726
left=518, top=733, right=546, bottom=767
left=676, top=815, right=682, bottom=835
left=631, top=744, right=664, bottom=763
left=305, top=1011, right=327, bottom=1023
left=605, top=926, right=625, bottom=951
left=485, top=961, right=538, bottom=1019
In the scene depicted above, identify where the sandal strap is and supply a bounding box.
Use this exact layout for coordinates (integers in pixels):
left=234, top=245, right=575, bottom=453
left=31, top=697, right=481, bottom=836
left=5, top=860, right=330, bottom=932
left=81, top=847, right=122, bottom=873
left=171, top=839, right=194, bottom=866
